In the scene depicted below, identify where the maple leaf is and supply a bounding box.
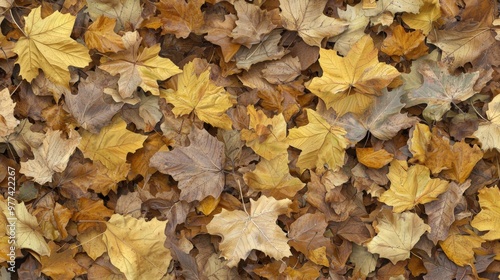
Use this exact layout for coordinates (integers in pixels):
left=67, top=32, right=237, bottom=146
left=150, top=128, right=225, bottom=202
left=379, top=160, right=449, bottom=213
left=20, top=129, right=80, bottom=185
left=40, top=241, right=85, bottom=280
left=204, top=14, right=240, bottom=62
left=243, top=153, right=305, bottom=199
left=280, top=0, right=347, bottom=46
left=0, top=88, right=18, bottom=137
left=404, top=60, right=480, bottom=121
left=356, top=147, right=394, bottom=169
left=99, top=31, right=181, bottom=99
left=307, top=35, right=400, bottom=116
left=78, top=116, right=147, bottom=170
left=473, top=94, right=500, bottom=152
left=154, top=0, right=204, bottom=38
left=401, top=0, right=441, bottom=35
left=231, top=0, right=277, bottom=48
left=381, top=25, right=429, bottom=61
left=288, top=109, right=349, bottom=173
left=350, top=244, right=378, bottom=278
left=288, top=212, right=331, bottom=264
left=425, top=181, right=470, bottom=244
left=339, top=87, right=418, bottom=143
left=439, top=223, right=484, bottom=267
left=206, top=195, right=292, bottom=267
left=86, top=0, right=141, bottom=31
left=13, top=7, right=91, bottom=87
left=64, top=69, right=123, bottom=133
left=162, top=60, right=234, bottom=130
left=366, top=208, right=430, bottom=264
left=240, top=105, right=288, bottom=160
left=471, top=186, right=500, bottom=240
left=84, top=15, right=126, bottom=53
left=103, top=214, right=171, bottom=279
left=330, top=3, right=369, bottom=56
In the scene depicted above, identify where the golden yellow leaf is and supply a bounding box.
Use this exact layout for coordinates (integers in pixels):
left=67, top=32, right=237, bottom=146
left=379, top=160, right=449, bottom=212
left=13, top=7, right=91, bottom=87
left=288, top=109, right=349, bottom=173
left=402, top=0, right=441, bottom=35
left=84, top=15, right=125, bottom=53
left=0, top=33, right=15, bottom=59
left=356, top=147, right=394, bottom=169
left=78, top=117, right=147, bottom=170
left=381, top=25, right=429, bottom=61
left=471, top=186, right=500, bottom=241
left=20, top=129, right=80, bottom=185
left=99, top=31, right=181, bottom=98
left=162, top=60, right=234, bottom=130
left=307, top=35, right=400, bottom=116
left=40, top=241, right=85, bottom=280
left=240, top=105, right=288, bottom=160
left=0, top=88, right=18, bottom=138
left=206, top=196, right=292, bottom=267
left=439, top=223, right=484, bottom=267
left=103, top=214, right=171, bottom=279
left=473, top=94, right=500, bottom=152
left=243, top=153, right=305, bottom=199
left=366, top=208, right=430, bottom=264
left=441, top=142, right=483, bottom=183
left=280, top=0, right=347, bottom=46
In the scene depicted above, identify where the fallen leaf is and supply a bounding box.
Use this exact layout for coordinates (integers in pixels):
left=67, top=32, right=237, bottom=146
left=206, top=195, right=292, bottom=267
left=78, top=116, right=147, bottom=170
left=379, top=160, right=449, bottom=213
left=401, top=0, right=441, bottom=35
left=86, top=0, right=141, bottom=31
left=356, top=147, right=394, bottom=169
left=330, top=3, right=369, bottom=56
left=439, top=223, right=484, bottom=267
left=288, top=108, right=349, bottom=173
left=103, top=214, right=171, bottom=279
left=366, top=208, right=430, bottom=264
left=307, top=35, right=400, bottom=116
left=231, top=0, right=277, bottom=48
left=84, top=15, right=126, bottom=53
left=20, top=129, right=80, bottom=185
left=40, top=242, right=85, bottom=280
left=471, top=186, right=500, bottom=240
left=473, top=94, right=500, bottom=152
left=154, top=0, right=204, bottom=38
left=13, top=7, right=91, bottom=87
left=280, top=0, right=347, bottom=46
left=204, top=14, right=240, bottom=62
left=350, top=244, right=378, bottom=279
left=0, top=88, right=18, bottom=137
left=381, top=25, right=429, bottom=61
left=234, top=29, right=286, bottom=70
left=288, top=212, right=331, bottom=262
left=162, top=59, right=234, bottom=130
left=150, top=128, right=225, bottom=202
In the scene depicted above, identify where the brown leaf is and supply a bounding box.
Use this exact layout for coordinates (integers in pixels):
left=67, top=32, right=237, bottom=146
left=231, top=0, right=277, bottom=48
left=40, top=242, right=85, bottom=280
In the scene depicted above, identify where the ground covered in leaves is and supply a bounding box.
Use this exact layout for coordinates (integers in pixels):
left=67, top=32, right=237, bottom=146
left=0, top=0, right=500, bottom=279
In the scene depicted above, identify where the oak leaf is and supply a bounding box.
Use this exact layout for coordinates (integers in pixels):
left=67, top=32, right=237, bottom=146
left=13, top=7, right=91, bottom=87
left=231, top=0, right=277, bottom=48
left=240, top=105, right=288, bottom=160
left=84, top=15, right=126, bottom=53
left=155, top=0, right=204, bottom=38
left=0, top=88, right=18, bottom=137
left=471, top=186, right=500, bottom=240
left=86, top=0, right=141, bottom=31
left=366, top=208, right=430, bottom=264
left=78, top=117, right=147, bottom=170
left=243, top=153, right=305, bottom=199
left=206, top=196, right=292, bottom=267
left=288, top=109, right=349, bottom=173
left=150, top=128, right=225, bottom=202
left=162, top=60, right=233, bottom=130
left=280, top=0, right=347, bottom=46
left=307, top=35, right=400, bottom=116
left=20, top=129, right=80, bottom=185
left=379, top=160, right=449, bottom=213
left=473, top=94, right=500, bottom=152
left=40, top=242, right=85, bottom=280
left=404, top=60, right=479, bottom=121
left=99, top=31, right=181, bottom=98
left=103, top=214, right=171, bottom=279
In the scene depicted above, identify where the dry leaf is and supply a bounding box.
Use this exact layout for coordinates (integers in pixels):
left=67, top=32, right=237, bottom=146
left=0, top=88, right=18, bottom=137
left=473, top=94, right=500, bottom=152
left=84, top=15, right=126, bottom=53
left=86, top=0, right=141, bottom=31
left=231, top=0, right=277, bottom=48
left=155, top=0, right=204, bottom=38
left=40, top=242, right=85, bottom=280
left=471, top=186, right=500, bottom=240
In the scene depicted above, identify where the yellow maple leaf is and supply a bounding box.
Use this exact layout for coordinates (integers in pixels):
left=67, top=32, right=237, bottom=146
left=162, top=60, right=234, bottom=130
left=240, top=105, right=288, bottom=160
left=287, top=109, right=349, bottom=173
left=307, top=35, right=400, bottom=116
left=356, top=147, right=394, bottom=169
left=439, top=223, right=484, bottom=267
left=206, top=196, right=292, bottom=267
left=402, top=0, right=441, bottom=35
left=99, top=31, right=181, bottom=99
left=473, top=94, right=500, bottom=152
left=366, top=208, right=430, bottom=264
left=471, top=186, right=500, bottom=240
left=379, top=160, right=449, bottom=212
left=20, top=129, right=81, bottom=185
left=78, top=117, right=147, bottom=170
left=381, top=25, right=429, bottom=61
left=13, top=6, right=91, bottom=87
left=243, top=153, right=305, bottom=199
left=103, top=214, right=171, bottom=279
left=84, top=15, right=125, bottom=53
